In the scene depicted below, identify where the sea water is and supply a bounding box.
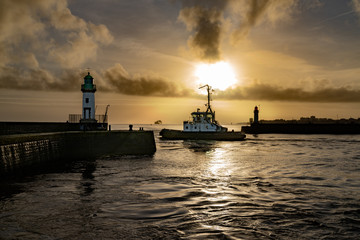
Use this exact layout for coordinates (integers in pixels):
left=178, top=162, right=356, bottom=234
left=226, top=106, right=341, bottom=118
left=1, top=124, right=360, bottom=239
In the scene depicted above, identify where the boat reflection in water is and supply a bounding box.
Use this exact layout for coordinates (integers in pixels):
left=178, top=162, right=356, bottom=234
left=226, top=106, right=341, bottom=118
left=160, top=85, right=246, bottom=141
left=182, top=140, right=216, bottom=153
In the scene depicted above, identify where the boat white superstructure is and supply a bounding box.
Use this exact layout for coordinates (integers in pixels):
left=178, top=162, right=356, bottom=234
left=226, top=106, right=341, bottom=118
left=183, top=85, right=227, bottom=132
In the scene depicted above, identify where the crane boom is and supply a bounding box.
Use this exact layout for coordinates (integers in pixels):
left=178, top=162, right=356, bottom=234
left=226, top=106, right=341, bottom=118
left=104, top=105, right=110, bottom=123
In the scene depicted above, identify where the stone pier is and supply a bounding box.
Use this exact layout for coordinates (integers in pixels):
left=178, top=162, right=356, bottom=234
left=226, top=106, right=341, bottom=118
left=0, top=131, right=156, bottom=177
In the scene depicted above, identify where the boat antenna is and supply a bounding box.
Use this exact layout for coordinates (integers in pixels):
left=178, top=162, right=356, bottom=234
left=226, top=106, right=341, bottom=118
left=199, top=84, right=213, bottom=114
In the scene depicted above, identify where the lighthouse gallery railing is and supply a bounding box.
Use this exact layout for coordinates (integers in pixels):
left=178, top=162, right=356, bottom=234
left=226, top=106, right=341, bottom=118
left=68, top=114, right=108, bottom=123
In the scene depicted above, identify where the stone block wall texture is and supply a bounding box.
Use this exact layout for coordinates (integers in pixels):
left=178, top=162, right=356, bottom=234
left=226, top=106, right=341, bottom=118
left=0, top=131, right=156, bottom=177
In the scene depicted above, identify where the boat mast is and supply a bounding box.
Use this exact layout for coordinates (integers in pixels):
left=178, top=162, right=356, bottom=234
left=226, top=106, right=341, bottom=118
left=199, top=84, right=213, bottom=115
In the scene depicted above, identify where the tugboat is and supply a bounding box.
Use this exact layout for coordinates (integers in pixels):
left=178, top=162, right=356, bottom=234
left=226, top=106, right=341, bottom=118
left=160, top=85, right=246, bottom=141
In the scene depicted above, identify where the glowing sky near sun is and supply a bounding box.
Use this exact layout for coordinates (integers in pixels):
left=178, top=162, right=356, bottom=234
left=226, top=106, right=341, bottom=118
left=194, top=61, right=239, bottom=91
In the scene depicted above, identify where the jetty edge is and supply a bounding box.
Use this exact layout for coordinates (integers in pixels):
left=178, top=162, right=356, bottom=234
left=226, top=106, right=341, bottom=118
left=0, top=130, right=156, bottom=178
left=160, top=85, right=246, bottom=141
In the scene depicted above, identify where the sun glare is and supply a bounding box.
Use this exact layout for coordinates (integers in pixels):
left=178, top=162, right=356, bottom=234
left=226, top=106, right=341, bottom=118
left=194, top=61, right=238, bottom=91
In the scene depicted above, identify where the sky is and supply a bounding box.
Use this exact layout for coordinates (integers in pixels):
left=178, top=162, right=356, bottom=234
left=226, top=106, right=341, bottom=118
left=0, top=0, right=360, bottom=124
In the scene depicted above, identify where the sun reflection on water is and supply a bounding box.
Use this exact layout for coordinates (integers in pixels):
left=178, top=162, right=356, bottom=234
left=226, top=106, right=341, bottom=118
left=207, top=147, right=233, bottom=177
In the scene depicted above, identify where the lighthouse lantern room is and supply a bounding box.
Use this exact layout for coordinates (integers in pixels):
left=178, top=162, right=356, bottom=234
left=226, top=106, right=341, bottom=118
left=81, top=72, right=97, bottom=123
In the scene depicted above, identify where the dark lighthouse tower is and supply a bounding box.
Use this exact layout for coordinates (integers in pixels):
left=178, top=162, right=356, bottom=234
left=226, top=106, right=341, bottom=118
left=254, top=106, right=259, bottom=124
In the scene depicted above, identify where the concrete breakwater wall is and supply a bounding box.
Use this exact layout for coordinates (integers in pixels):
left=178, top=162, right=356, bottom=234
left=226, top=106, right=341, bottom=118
left=0, top=131, right=156, bottom=177
left=241, top=123, right=360, bottom=134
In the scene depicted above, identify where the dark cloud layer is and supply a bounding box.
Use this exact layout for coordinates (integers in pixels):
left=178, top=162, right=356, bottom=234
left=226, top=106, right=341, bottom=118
left=2, top=60, right=360, bottom=102
left=0, top=66, right=83, bottom=91
left=216, top=83, right=360, bottom=102
left=104, top=64, right=191, bottom=97
left=0, top=63, right=191, bottom=97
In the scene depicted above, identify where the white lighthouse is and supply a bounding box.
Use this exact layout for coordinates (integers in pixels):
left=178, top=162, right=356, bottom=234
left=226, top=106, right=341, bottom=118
left=81, top=72, right=97, bottom=122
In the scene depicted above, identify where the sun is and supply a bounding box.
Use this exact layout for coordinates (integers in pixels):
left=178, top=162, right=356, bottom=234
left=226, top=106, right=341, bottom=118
left=194, top=61, right=238, bottom=91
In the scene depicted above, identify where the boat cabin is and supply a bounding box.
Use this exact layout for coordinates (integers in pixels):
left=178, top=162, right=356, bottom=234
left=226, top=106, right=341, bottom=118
left=183, top=110, right=227, bottom=132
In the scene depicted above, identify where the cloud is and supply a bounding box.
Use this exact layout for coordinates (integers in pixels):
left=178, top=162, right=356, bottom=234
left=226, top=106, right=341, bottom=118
left=0, top=66, right=83, bottom=91
left=104, top=63, right=192, bottom=97
left=45, top=1, right=114, bottom=68
left=178, top=0, right=229, bottom=62
left=230, top=0, right=299, bottom=44
left=178, top=0, right=299, bottom=62
left=0, top=0, right=113, bottom=92
left=1, top=0, right=358, bottom=105
left=352, top=0, right=360, bottom=17
left=2, top=58, right=360, bottom=103
left=102, top=62, right=360, bottom=102
left=49, top=31, right=99, bottom=68
left=0, top=0, right=113, bottom=68
left=216, top=82, right=360, bottom=102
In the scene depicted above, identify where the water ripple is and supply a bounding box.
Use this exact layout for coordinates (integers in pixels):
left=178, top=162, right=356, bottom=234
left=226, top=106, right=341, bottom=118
left=1, top=133, right=360, bottom=239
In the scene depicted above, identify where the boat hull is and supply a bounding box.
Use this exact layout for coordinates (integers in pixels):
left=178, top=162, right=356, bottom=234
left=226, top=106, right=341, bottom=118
left=159, top=129, right=246, bottom=141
